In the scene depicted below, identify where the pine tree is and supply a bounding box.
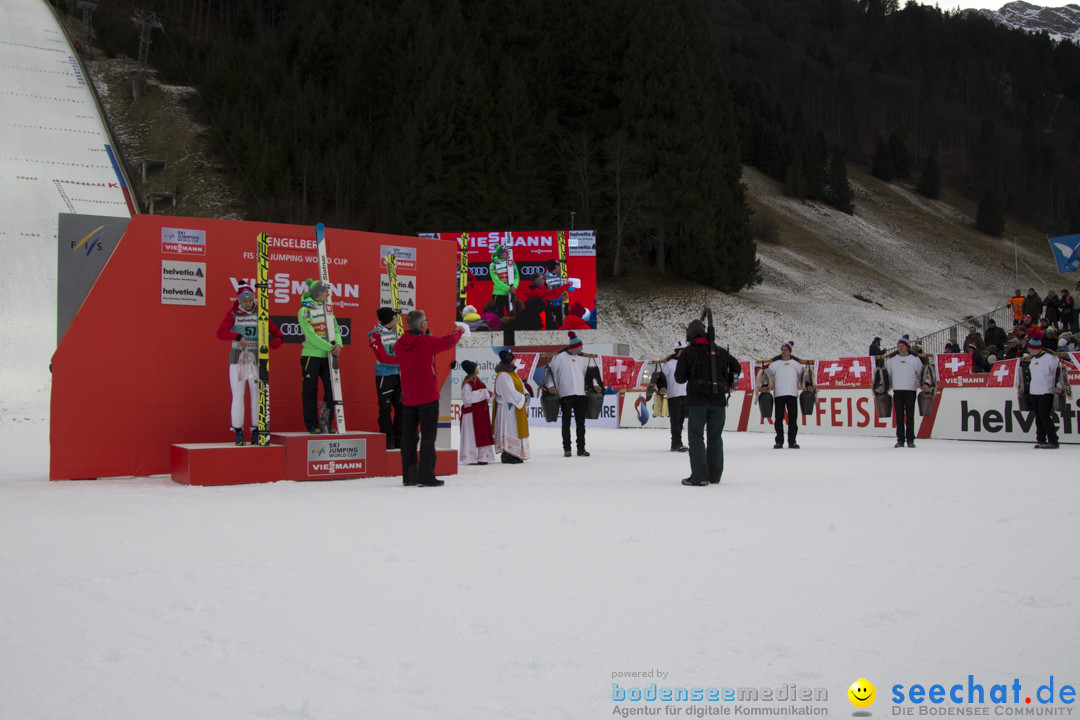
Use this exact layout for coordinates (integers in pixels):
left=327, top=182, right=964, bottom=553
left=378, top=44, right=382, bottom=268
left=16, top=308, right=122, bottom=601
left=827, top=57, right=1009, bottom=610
left=826, top=151, right=855, bottom=214
left=917, top=153, right=942, bottom=199
left=784, top=152, right=807, bottom=199
left=889, top=133, right=912, bottom=179
left=871, top=137, right=894, bottom=181
left=976, top=188, right=1005, bottom=236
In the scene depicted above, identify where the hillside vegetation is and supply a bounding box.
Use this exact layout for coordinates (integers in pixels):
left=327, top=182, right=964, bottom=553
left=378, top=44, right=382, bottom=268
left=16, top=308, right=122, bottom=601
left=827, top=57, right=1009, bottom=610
left=69, top=1, right=1072, bottom=364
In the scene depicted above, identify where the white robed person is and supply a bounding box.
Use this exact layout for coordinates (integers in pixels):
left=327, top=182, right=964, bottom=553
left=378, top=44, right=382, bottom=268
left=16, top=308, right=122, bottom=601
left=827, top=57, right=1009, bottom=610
left=458, top=359, right=495, bottom=465
left=492, top=349, right=531, bottom=464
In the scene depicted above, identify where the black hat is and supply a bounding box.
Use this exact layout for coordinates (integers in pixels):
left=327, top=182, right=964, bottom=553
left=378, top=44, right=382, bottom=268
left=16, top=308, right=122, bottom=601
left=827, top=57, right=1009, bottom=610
left=499, top=349, right=515, bottom=365
left=376, top=307, right=396, bottom=325
left=460, top=360, right=477, bottom=375
left=686, top=319, right=706, bottom=342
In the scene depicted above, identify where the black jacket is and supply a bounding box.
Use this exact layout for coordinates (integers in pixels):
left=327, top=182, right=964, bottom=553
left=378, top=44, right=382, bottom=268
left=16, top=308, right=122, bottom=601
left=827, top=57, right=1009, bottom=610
left=674, top=336, right=741, bottom=406
left=984, top=326, right=1008, bottom=353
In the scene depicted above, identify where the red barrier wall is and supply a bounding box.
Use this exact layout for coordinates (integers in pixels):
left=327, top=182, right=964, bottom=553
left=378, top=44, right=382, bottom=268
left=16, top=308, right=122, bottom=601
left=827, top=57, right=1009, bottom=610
left=50, top=215, right=456, bottom=480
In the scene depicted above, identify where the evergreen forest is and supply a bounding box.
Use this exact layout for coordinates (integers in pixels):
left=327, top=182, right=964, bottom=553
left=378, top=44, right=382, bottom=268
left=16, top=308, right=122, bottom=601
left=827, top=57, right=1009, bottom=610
left=84, top=0, right=1080, bottom=292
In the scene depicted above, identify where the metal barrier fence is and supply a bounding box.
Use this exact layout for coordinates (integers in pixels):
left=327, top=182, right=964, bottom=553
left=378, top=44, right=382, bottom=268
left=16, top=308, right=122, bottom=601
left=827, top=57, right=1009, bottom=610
left=914, top=305, right=1015, bottom=356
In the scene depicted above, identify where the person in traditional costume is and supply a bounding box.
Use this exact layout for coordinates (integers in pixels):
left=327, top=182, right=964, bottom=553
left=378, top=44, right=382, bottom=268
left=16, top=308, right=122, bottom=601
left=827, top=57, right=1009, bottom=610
left=492, top=350, right=530, bottom=464
left=459, top=360, right=495, bottom=465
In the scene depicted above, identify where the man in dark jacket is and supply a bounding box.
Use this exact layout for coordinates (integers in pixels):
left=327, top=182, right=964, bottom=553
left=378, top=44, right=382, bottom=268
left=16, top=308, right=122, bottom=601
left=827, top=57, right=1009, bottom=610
left=984, top=319, right=1007, bottom=358
left=1022, top=288, right=1043, bottom=323
left=370, top=309, right=464, bottom=487
left=674, top=319, right=742, bottom=486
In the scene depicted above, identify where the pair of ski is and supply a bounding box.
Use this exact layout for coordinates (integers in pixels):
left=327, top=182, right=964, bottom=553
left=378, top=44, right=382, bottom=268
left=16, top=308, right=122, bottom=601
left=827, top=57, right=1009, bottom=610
left=252, top=223, right=347, bottom=443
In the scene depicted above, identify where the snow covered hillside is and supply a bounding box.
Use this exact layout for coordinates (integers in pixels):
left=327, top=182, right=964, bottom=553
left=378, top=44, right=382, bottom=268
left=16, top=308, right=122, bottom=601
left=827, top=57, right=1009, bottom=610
left=597, top=163, right=1062, bottom=364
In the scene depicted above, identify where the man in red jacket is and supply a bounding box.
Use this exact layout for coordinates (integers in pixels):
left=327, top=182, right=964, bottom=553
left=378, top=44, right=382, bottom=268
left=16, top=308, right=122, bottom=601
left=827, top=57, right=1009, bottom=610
left=369, top=309, right=464, bottom=487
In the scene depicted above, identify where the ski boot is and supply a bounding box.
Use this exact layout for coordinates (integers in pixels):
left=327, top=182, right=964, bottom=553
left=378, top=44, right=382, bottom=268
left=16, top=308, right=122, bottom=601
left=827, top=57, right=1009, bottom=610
left=232, top=427, right=246, bottom=446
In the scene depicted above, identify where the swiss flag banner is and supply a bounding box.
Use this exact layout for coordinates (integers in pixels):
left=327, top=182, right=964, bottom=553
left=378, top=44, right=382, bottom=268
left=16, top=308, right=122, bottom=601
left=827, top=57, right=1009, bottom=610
left=936, top=353, right=973, bottom=380
left=599, top=355, right=639, bottom=391
left=815, top=357, right=874, bottom=389
left=986, top=358, right=1018, bottom=388
left=514, top=352, right=540, bottom=386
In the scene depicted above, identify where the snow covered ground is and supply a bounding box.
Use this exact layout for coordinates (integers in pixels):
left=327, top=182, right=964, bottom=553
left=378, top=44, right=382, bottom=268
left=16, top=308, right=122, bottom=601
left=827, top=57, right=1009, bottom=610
left=2, top=422, right=1077, bottom=719
left=2, top=3, right=1077, bottom=718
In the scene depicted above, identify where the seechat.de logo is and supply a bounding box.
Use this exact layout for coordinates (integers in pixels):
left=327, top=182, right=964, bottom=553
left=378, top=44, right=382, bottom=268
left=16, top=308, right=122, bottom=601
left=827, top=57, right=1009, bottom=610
left=849, top=678, right=876, bottom=709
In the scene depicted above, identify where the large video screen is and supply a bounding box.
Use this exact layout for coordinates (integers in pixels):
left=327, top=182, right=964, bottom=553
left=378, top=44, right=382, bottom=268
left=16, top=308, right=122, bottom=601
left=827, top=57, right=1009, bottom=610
left=419, top=230, right=597, bottom=331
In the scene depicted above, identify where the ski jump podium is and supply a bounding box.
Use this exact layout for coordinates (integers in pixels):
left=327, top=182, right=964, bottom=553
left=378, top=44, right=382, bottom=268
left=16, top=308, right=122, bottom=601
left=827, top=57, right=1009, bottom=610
left=170, top=431, right=457, bottom=486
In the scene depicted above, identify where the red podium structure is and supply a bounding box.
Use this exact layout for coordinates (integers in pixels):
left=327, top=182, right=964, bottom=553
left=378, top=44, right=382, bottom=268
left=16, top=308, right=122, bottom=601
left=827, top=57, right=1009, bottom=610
left=170, top=443, right=287, bottom=486
left=51, top=215, right=459, bottom=481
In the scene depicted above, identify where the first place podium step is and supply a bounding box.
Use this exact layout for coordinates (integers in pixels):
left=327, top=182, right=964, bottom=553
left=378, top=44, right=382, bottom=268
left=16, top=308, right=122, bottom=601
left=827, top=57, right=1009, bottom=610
left=271, top=431, right=387, bottom=481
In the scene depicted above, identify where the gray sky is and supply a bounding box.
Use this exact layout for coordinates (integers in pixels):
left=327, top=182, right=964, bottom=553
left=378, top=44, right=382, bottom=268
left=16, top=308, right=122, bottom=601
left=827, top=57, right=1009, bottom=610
left=947, top=1, right=1077, bottom=9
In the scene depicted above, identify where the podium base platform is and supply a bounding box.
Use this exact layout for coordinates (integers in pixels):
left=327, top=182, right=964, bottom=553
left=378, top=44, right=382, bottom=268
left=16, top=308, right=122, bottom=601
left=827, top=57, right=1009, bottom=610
left=170, top=443, right=287, bottom=486
left=270, top=431, right=388, bottom=481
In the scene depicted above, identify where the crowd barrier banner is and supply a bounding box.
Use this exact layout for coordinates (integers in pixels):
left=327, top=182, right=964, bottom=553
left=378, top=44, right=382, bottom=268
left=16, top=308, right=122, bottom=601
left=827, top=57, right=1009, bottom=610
left=621, top=354, right=1079, bottom=444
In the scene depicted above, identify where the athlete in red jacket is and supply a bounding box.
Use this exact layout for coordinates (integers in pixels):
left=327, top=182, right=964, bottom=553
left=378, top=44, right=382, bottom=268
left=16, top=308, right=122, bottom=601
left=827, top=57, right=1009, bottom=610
left=370, top=309, right=463, bottom=486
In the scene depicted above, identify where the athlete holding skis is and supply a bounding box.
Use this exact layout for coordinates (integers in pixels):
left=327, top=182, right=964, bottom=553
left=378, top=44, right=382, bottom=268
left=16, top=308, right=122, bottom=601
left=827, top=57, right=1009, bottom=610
left=488, top=243, right=519, bottom=317
left=298, top=278, right=342, bottom=434
left=217, top=284, right=283, bottom=445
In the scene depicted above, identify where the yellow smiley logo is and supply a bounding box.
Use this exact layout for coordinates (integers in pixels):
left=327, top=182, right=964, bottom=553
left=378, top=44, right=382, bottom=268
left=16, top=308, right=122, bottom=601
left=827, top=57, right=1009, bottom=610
left=848, top=678, right=876, bottom=708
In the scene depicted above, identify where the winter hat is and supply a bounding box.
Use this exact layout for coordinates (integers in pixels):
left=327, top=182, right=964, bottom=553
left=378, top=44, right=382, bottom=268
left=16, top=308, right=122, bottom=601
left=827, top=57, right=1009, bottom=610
left=897, top=335, right=911, bottom=348
left=567, top=331, right=583, bottom=348
left=492, top=244, right=507, bottom=257
left=1023, top=315, right=1033, bottom=324
left=781, top=341, right=794, bottom=353
left=686, top=319, right=707, bottom=342
left=674, top=340, right=686, bottom=352
left=376, top=307, right=396, bottom=325
left=498, top=349, right=515, bottom=365
left=460, top=360, right=477, bottom=376
left=306, top=278, right=329, bottom=299
left=570, top=301, right=586, bottom=318
left=1028, top=336, right=1043, bottom=349
left=237, top=284, right=255, bottom=299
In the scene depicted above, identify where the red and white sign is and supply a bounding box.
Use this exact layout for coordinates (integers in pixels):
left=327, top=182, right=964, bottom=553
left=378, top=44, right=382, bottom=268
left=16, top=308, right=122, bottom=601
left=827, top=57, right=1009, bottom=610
left=514, top=352, right=540, bottom=386
left=936, top=353, right=973, bottom=380
left=600, top=355, right=639, bottom=391
left=735, top=361, right=752, bottom=391
left=815, top=357, right=873, bottom=389
left=986, top=359, right=1018, bottom=388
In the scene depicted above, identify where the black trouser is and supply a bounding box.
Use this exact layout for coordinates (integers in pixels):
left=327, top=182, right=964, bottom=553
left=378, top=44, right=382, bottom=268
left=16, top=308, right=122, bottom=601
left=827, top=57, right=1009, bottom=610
left=668, top=395, right=688, bottom=448
left=560, top=394, right=587, bottom=451
left=1032, top=393, right=1059, bottom=445
left=492, top=293, right=512, bottom=317
left=401, top=400, right=439, bottom=485
left=773, top=395, right=798, bottom=445
left=375, top=374, right=402, bottom=448
left=893, top=389, right=917, bottom=442
left=301, top=356, right=334, bottom=430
